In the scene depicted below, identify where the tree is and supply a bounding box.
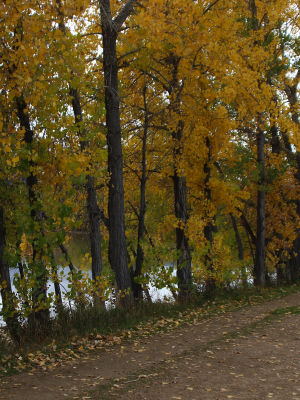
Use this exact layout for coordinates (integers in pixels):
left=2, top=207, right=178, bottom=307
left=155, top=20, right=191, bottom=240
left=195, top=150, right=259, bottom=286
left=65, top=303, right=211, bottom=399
left=55, top=0, right=104, bottom=297
left=99, top=0, right=139, bottom=304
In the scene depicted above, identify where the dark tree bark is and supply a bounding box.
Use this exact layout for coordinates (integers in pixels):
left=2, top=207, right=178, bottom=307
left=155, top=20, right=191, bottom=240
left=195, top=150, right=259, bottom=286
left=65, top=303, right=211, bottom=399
left=129, top=201, right=177, bottom=301
left=18, top=262, right=25, bottom=280
left=59, top=243, right=75, bottom=273
left=133, top=82, right=148, bottom=300
left=51, top=252, right=63, bottom=308
left=16, top=97, right=49, bottom=324
left=173, top=156, right=192, bottom=299
left=86, top=176, right=103, bottom=282
left=276, top=252, right=285, bottom=284
left=0, top=207, right=22, bottom=343
left=69, top=87, right=104, bottom=283
left=56, top=0, right=104, bottom=297
left=204, top=138, right=216, bottom=292
left=286, top=252, right=292, bottom=281
left=237, top=207, right=257, bottom=245
left=8, top=15, right=48, bottom=326
left=271, top=124, right=280, bottom=155
left=249, top=0, right=266, bottom=286
left=282, top=130, right=293, bottom=155
left=253, top=123, right=266, bottom=285
left=290, top=154, right=300, bottom=281
left=99, top=0, right=137, bottom=304
left=270, top=122, right=287, bottom=282
left=214, top=161, right=246, bottom=284
left=230, top=213, right=247, bottom=286
left=168, top=56, right=192, bottom=300
left=284, top=81, right=300, bottom=282
left=230, top=213, right=244, bottom=261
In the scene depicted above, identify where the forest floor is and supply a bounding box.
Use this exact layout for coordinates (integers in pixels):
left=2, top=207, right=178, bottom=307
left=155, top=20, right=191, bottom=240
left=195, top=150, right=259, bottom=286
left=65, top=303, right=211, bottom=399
left=1, top=290, right=300, bottom=400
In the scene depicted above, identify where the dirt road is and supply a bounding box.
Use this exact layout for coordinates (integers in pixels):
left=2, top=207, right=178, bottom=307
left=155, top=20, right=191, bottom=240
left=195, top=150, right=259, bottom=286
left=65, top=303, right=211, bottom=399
left=1, top=292, right=300, bottom=400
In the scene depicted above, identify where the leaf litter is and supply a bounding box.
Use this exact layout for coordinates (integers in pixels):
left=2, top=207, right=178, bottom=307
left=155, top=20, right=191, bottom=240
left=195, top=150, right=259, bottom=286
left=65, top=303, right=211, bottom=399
left=1, top=287, right=300, bottom=400
left=1, top=285, right=298, bottom=375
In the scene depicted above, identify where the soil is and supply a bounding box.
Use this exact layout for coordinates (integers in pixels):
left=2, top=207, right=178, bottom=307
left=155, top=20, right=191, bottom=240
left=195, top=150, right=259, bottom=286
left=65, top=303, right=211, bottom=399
left=1, top=292, right=300, bottom=400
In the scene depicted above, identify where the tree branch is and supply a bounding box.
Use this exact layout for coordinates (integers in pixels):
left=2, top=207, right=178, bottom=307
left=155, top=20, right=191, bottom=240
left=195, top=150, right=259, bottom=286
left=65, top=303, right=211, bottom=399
left=99, top=208, right=110, bottom=230
left=114, top=0, right=138, bottom=30
left=203, top=0, right=220, bottom=15
left=117, top=47, right=142, bottom=62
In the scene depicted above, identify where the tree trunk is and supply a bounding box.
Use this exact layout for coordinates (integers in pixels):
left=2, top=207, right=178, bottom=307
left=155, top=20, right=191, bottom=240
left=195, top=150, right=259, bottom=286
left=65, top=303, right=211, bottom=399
left=270, top=122, right=287, bottom=283
left=99, top=0, right=136, bottom=304
left=0, top=207, right=22, bottom=343
left=286, top=252, right=292, bottom=281
left=168, top=56, right=192, bottom=301
left=174, top=171, right=192, bottom=299
left=16, top=97, right=49, bottom=324
left=283, top=84, right=300, bottom=282
left=51, top=252, right=63, bottom=308
left=253, top=123, right=266, bottom=286
left=204, top=138, right=216, bottom=292
left=271, top=123, right=280, bottom=154
left=133, top=174, right=146, bottom=300
left=290, top=154, right=300, bottom=281
left=214, top=162, right=246, bottom=284
left=56, top=0, right=104, bottom=299
left=133, top=83, right=148, bottom=301
left=69, top=88, right=104, bottom=286
left=230, top=213, right=244, bottom=260
left=276, top=262, right=285, bottom=284
left=249, top=0, right=266, bottom=286
left=129, top=201, right=177, bottom=301
left=59, top=243, right=75, bottom=273
left=86, top=176, right=103, bottom=282
left=18, top=262, right=25, bottom=280
left=230, top=213, right=247, bottom=286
